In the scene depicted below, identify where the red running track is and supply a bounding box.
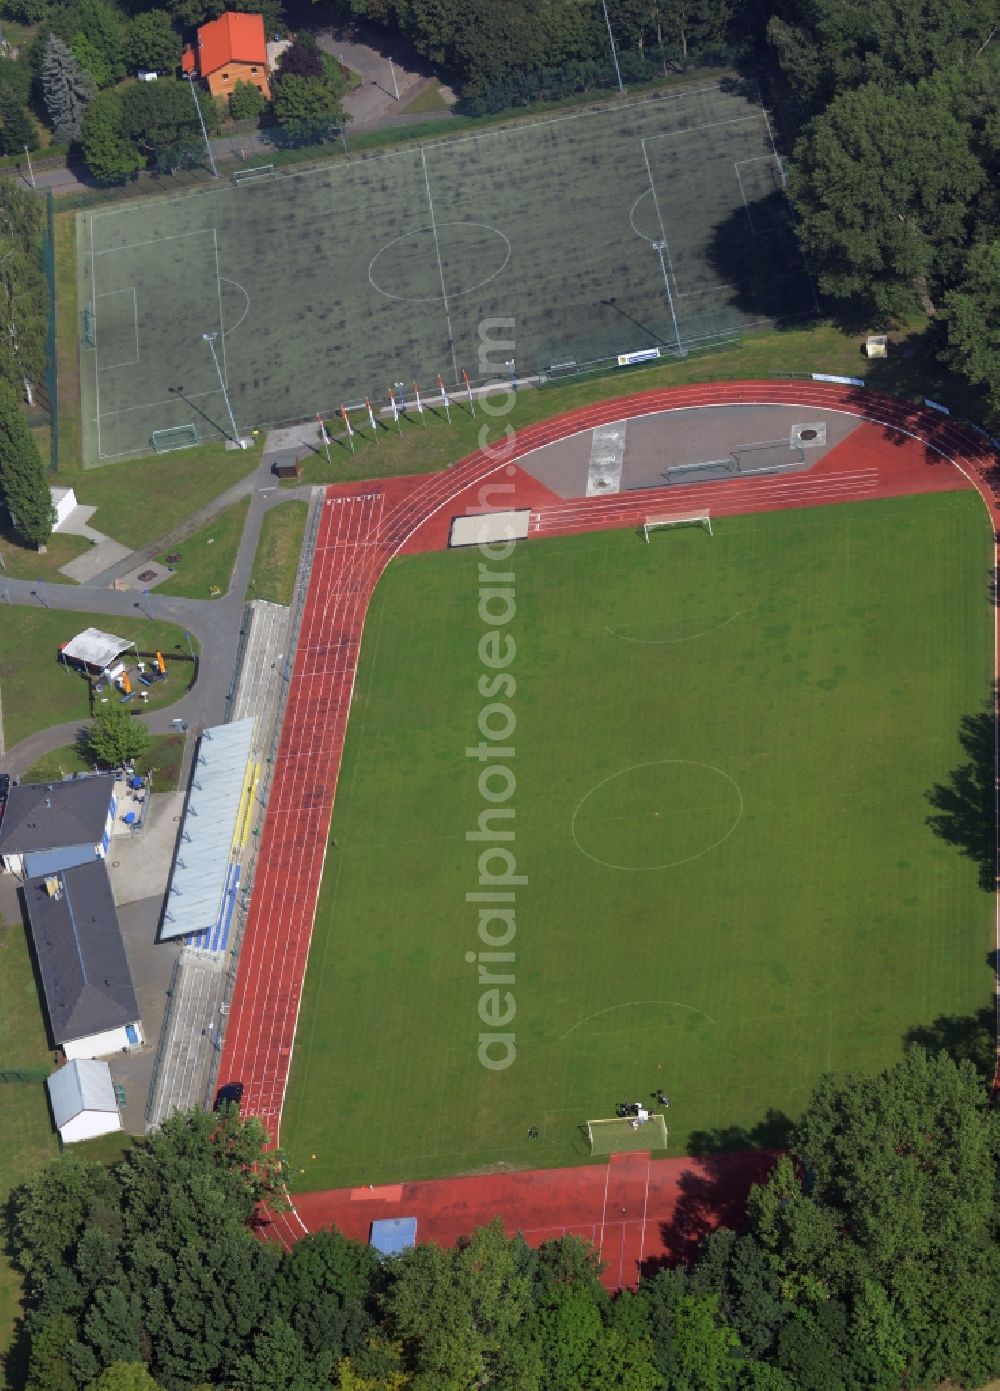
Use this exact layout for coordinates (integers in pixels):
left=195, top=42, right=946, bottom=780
left=217, top=382, right=1000, bottom=1277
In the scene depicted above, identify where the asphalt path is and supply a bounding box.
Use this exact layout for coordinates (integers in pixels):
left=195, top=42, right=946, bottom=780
left=2, top=474, right=314, bottom=780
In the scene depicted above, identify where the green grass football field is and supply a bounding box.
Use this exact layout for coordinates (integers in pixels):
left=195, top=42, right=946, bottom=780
left=282, top=491, right=994, bottom=1188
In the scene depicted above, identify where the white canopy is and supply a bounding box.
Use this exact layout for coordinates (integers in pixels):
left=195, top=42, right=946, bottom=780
left=61, top=628, right=136, bottom=671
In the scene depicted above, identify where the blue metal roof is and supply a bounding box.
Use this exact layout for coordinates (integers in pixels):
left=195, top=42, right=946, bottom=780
left=370, top=1217, right=417, bottom=1258
left=160, top=719, right=255, bottom=941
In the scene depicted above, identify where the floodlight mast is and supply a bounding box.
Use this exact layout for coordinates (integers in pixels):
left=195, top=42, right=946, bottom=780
left=186, top=72, right=218, bottom=178
left=203, top=331, right=241, bottom=444
left=601, top=0, right=625, bottom=94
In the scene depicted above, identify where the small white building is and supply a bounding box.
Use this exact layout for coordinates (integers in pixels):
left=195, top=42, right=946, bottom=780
left=50, top=486, right=78, bottom=531
left=47, top=1059, right=122, bottom=1143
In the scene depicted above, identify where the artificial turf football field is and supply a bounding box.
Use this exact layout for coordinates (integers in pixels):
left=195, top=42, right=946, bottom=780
left=282, top=490, right=994, bottom=1188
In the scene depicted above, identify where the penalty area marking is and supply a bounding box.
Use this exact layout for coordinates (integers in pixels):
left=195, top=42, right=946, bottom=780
left=220, top=277, right=251, bottom=336
left=95, top=286, right=139, bottom=370
left=571, top=758, right=744, bottom=871
left=559, top=999, right=718, bottom=1040
left=605, top=610, right=744, bottom=644
left=629, top=188, right=657, bottom=244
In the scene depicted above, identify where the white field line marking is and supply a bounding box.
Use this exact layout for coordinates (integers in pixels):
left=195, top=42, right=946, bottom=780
left=220, top=277, right=251, bottom=336
left=96, top=286, right=139, bottom=369
left=560, top=1000, right=718, bottom=1040
left=605, top=610, right=744, bottom=644
left=761, top=106, right=786, bottom=186
left=98, top=387, right=218, bottom=418
left=213, top=228, right=228, bottom=384
left=641, top=112, right=763, bottom=146
left=639, top=137, right=680, bottom=296
left=420, top=147, right=459, bottom=380
left=598, top=1158, right=612, bottom=1253
left=88, top=216, right=101, bottom=458
left=638, top=1157, right=652, bottom=1279
left=92, top=226, right=215, bottom=256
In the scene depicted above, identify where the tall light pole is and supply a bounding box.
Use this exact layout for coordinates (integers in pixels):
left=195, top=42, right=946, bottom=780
left=186, top=72, right=218, bottom=178
left=388, top=56, right=400, bottom=100
left=23, top=146, right=35, bottom=188
left=601, top=0, right=624, bottom=94
left=203, top=331, right=241, bottom=444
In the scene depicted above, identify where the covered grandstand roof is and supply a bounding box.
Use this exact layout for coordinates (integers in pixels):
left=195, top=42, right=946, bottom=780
left=160, top=719, right=255, bottom=942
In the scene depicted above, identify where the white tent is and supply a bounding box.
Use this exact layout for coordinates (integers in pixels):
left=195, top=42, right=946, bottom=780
left=46, top=1059, right=122, bottom=1144
left=60, top=628, right=137, bottom=673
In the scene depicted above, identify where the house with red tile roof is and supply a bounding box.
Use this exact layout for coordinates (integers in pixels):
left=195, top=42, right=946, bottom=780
left=182, top=11, right=270, bottom=101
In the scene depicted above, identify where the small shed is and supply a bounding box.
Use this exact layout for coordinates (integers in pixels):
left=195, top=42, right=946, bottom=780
left=271, top=453, right=303, bottom=479
left=47, top=1058, right=122, bottom=1143
left=370, top=1217, right=417, bottom=1258
left=50, top=486, right=78, bottom=531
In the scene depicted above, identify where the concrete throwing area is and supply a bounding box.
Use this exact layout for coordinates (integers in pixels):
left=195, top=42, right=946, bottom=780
left=521, top=403, right=860, bottom=499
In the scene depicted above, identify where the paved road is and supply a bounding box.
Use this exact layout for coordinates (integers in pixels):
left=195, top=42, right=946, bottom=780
left=18, top=25, right=445, bottom=198
left=2, top=472, right=315, bottom=781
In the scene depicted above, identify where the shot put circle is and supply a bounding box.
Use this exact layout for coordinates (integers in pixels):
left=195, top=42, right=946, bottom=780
left=368, top=221, right=511, bottom=303
left=571, top=759, right=744, bottom=871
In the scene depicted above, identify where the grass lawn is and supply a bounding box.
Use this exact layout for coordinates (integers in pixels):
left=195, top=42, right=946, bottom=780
left=246, top=501, right=308, bottom=604
left=399, top=79, right=453, bottom=115
left=282, top=491, right=994, bottom=1188
left=155, top=497, right=250, bottom=599
left=289, top=318, right=994, bottom=489
left=0, top=915, right=60, bottom=1374
left=69, top=446, right=259, bottom=550
left=21, top=731, right=186, bottom=790
left=1, top=609, right=198, bottom=748
left=0, top=523, right=89, bottom=583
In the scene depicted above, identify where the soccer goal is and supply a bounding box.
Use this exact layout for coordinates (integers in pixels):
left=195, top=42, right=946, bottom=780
left=663, top=455, right=737, bottom=484
left=587, top=1114, right=669, bottom=1156
left=232, top=164, right=275, bottom=186
left=643, top=511, right=712, bottom=542
left=150, top=424, right=199, bottom=453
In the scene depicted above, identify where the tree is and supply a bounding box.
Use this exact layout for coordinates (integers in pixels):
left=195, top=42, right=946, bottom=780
left=767, top=0, right=998, bottom=115
left=0, top=378, right=52, bottom=547
left=0, top=85, right=39, bottom=154
left=66, top=0, right=127, bottom=88
left=118, top=78, right=216, bottom=171
left=788, top=83, right=984, bottom=318
left=276, top=33, right=324, bottom=80
left=667, top=1293, right=740, bottom=1391
left=0, top=178, right=47, bottom=397
left=41, top=33, right=94, bottom=139
left=271, top=71, right=345, bottom=143
left=941, top=237, right=1000, bottom=421
left=385, top=1219, right=543, bottom=1388
left=229, top=78, right=267, bottom=120
left=124, top=12, right=181, bottom=76
left=86, top=1361, right=162, bottom=1390
left=87, top=704, right=151, bottom=768
left=80, top=89, right=143, bottom=183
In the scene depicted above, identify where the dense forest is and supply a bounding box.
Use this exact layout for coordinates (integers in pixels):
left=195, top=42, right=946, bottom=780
left=11, top=1047, right=1000, bottom=1389
left=0, top=177, right=54, bottom=544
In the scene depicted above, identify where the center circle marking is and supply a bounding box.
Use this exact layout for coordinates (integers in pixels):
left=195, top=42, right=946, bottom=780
left=571, top=759, right=744, bottom=871
left=368, top=221, right=511, bottom=303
